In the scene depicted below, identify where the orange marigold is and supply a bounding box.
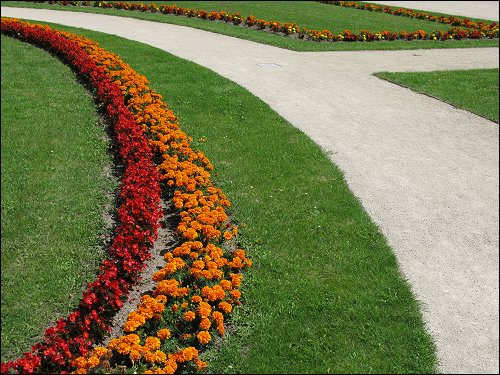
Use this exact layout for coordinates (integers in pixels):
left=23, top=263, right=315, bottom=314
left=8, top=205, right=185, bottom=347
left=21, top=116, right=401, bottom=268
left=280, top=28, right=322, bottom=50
left=155, top=350, right=167, bottom=364
left=152, top=268, right=167, bottom=282
left=195, top=357, right=208, bottom=370
left=143, top=351, right=158, bottom=364
left=125, top=334, right=141, bottom=345
left=197, top=330, right=211, bottom=345
left=212, top=310, right=224, bottom=325
left=117, top=342, right=131, bottom=355
left=192, top=260, right=205, bottom=269
left=230, top=273, right=243, bottom=287
left=72, top=357, right=87, bottom=370
left=217, top=323, right=225, bottom=336
left=93, top=347, right=109, bottom=357
left=87, top=356, right=99, bottom=368
left=177, top=347, right=198, bottom=362
left=145, top=336, right=161, bottom=351
left=230, top=289, right=241, bottom=299
left=218, top=301, right=233, bottom=314
left=183, top=310, right=196, bottom=322
left=130, top=349, right=142, bottom=362
left=157, top=328, right=171, bottom=340
left=191, top=295, right=202, bottom=304
left=199, top=318, right=211, bottom=330
left=196, top=302, right=212, bottom=318
left=220, top=279, right=232, bottom=290
left=163, top=358, right=178, bottom=374
left=211, top=269, right=223, bottom=279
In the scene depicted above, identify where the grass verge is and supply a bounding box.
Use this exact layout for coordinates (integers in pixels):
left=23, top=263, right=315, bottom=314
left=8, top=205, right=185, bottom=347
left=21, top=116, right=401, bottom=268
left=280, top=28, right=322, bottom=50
left=375, top=68, right=499, bottom=122
left=1, top=1, right=498, bottom=51
left=5, top=20, right=439, bottom=373
left=1, top=35, right=112, bottom=362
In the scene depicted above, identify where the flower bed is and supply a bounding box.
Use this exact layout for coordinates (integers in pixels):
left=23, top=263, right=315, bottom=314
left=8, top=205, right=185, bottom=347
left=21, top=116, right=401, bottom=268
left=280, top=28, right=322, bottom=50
left=18, top=0, right=500, bottom=42
left=319, top=1, right=497, bottom=30
left=1, top=17, right=251, bottom=374
left=60, top=24, right=252, bottom=375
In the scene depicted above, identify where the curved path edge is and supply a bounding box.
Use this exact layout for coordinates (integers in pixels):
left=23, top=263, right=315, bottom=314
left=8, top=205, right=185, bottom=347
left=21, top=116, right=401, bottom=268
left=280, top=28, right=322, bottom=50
left=1, top=7, right=499, bottom=374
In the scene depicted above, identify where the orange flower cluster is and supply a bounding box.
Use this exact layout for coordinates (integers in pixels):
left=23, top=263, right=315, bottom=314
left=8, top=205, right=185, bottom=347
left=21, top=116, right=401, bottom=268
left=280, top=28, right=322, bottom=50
left=106, top=334, right=193, bottom=374
left=123, top=295, right=166, bottom=333
left=173, top=188, right=231, bottom=242
left=152, top=256, right=186, bottom=282
left=196, top=331, right=211, bottom=345
left=44, top=25, right=252, bottom=374
left=246, top=15, right=300, bottom=35
left=71, top=347, right=109, bottom=374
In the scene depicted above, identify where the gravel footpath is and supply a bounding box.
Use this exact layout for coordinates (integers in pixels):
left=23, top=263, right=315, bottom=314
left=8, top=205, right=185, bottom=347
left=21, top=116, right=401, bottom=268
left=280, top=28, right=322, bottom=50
left=1, top=6, right=499, bottom=374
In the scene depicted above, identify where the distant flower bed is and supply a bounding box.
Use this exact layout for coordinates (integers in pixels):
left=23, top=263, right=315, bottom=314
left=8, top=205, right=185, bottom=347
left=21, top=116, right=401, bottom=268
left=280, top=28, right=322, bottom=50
left=319, top=1, right=497, bottom=31
left=20, top=0, right=500, bottom=42
left=1, top=17, right=251, bottom=374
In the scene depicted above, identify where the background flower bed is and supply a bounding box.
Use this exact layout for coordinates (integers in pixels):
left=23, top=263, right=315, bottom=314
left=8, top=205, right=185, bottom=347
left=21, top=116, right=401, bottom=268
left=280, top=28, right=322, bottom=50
left=20, top=0, right=500, bottom=42
left=5, top=1, right=498, bottom=51
left=319, top=0, right=498, bottom=28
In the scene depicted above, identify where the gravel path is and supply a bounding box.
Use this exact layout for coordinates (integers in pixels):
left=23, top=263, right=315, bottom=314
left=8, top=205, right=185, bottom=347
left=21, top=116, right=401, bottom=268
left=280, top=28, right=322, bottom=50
left=2, top=6, right=499, bottom=374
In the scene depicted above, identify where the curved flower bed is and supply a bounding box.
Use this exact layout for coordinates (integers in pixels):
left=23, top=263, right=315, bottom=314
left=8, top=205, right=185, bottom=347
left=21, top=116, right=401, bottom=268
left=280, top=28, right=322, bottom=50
left=1, top=17, right=251, bottom=375
left=319, top=1, right=497, bottom=30
left=19, top=0, right=500, bottom=42
left=62, top=25, right=252, bottom=375
left=1, top=17, right=163, bottom=374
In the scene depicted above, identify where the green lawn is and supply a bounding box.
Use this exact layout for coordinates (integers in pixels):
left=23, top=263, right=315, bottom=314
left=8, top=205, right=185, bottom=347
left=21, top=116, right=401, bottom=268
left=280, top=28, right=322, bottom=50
left=2, top=0, right=498, bottom=51
left=2, top=20, right=438, bottom=373
left=1, top=35, right=112, bottom=362
left=376, top=69, right=499, bottom=122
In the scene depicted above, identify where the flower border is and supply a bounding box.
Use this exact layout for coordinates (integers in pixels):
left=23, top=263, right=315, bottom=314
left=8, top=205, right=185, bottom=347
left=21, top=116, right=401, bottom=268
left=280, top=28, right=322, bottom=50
left=17, top=0, right=500, bottom=42
left=319, top=1, right=497, bottom=30
left=60, top=22, right=252, bottom=375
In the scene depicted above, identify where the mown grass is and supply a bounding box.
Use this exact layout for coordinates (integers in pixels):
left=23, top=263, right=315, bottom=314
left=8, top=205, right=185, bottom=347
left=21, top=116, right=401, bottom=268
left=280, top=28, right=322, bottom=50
left=2, top=0, right=498, bottom=51
left=4, top=20, right=439, bottom=373
left=375, top=68, right=499, bottom=122
left=1, top=35, right=113, bottom=362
